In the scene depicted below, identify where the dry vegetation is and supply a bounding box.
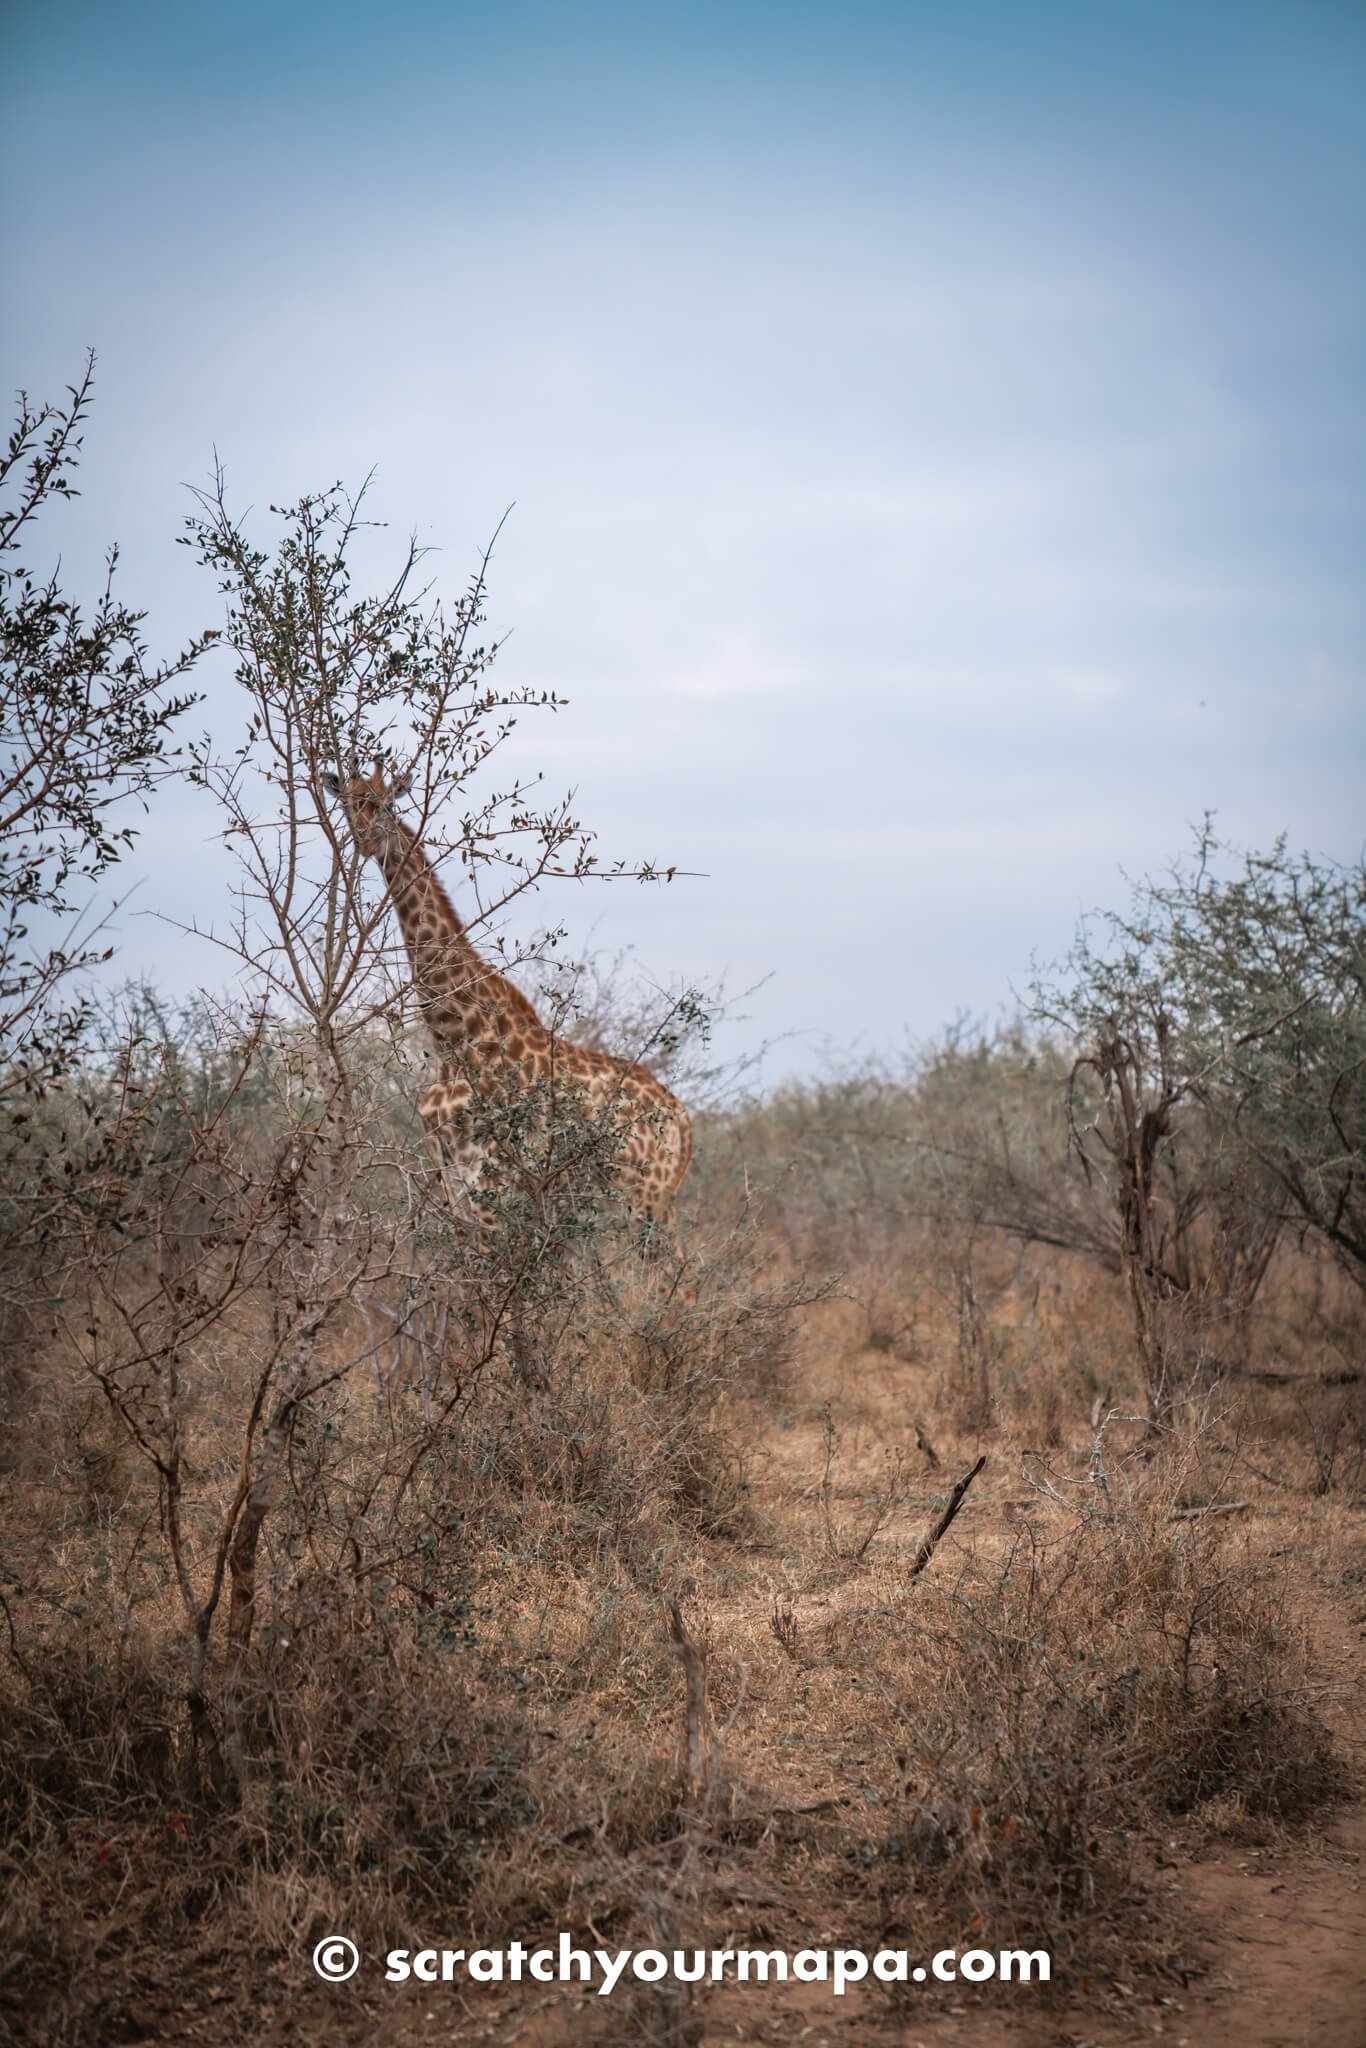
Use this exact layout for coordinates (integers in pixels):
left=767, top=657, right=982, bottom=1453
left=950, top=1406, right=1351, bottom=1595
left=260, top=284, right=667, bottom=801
left=2, top=373, right=1363, bottom=2047
left=1, top=1028, right=1362, bottom=2048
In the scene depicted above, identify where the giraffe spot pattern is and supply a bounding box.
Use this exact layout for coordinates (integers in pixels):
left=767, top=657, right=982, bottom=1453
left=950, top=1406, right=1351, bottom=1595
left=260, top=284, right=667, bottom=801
left=333, top=768, right=692, bottom=1223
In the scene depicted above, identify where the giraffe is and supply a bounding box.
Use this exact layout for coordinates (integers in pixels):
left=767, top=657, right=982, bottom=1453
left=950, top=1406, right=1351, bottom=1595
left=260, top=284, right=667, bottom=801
left=324, top=764, right=693, bottom=1235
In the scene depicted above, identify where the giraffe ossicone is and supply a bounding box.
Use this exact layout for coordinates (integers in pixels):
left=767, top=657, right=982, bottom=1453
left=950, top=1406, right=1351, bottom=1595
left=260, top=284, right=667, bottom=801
left=326, top=762, right=692, bottom=1226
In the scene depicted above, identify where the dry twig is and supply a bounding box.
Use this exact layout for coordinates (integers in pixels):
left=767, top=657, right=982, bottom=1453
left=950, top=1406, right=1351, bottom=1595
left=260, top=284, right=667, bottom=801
left=908, top=1455, right=987, bottom=1581
left=667, top=1598, right=714, bottom=1801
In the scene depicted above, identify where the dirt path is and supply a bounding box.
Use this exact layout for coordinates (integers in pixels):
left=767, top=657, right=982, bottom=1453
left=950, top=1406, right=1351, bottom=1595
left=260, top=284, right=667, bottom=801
left=1167, top=1808, right=1365, bottom=2048
left=1119, top=1578, right=1366, bottom=2048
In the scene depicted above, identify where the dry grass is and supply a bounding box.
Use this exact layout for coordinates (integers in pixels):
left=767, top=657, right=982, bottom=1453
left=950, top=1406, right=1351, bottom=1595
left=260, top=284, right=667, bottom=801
left=0, top=1064, right=1361, bottom=2047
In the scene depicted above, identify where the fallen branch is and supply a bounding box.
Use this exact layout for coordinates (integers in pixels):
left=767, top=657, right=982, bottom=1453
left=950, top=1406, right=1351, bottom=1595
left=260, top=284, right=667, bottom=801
left=1170, top=1499, right=1252, bottom=1522
left=1211, top=1361, right=1362, bottom=1388
left=908, top=1455, right=986, bottom=1582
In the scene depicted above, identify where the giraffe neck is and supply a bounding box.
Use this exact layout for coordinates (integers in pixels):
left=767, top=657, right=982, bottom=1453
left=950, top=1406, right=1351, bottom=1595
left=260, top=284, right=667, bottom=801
left=372, top=818, right=547, bottom=1064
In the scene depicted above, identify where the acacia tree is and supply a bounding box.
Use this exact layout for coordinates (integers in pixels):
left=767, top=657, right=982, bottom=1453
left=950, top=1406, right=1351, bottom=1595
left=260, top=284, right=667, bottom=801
left=56, top=470, right=689, bottom=1789
left=1132, top=826, right=1365, bottom=1293
left=0, top=355, right=205, bottom=1097
left=175, top=474, right=584, bottom=1660
left=0, top=358, right=209, bottom=1432
left=1032, top=848, right=1290, bottom=1430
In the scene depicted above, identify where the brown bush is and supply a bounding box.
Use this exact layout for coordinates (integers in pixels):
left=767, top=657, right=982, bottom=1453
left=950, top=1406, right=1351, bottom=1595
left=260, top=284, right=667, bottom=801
left=848, top=1502, right=1340, bottom=1992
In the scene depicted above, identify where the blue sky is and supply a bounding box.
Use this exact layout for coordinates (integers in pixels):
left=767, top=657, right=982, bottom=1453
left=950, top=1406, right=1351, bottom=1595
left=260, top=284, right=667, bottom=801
left=5, top=1, right=1363, bottom=1080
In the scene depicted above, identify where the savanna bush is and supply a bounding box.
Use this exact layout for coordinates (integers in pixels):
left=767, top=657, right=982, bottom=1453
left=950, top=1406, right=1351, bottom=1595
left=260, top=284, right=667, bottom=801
left=856, top=1503, right=1339, bottom=1986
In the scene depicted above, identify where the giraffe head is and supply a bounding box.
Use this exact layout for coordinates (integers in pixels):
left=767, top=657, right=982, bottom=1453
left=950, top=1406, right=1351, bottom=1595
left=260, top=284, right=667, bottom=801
left=323, top=760, right=412, bottom=860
